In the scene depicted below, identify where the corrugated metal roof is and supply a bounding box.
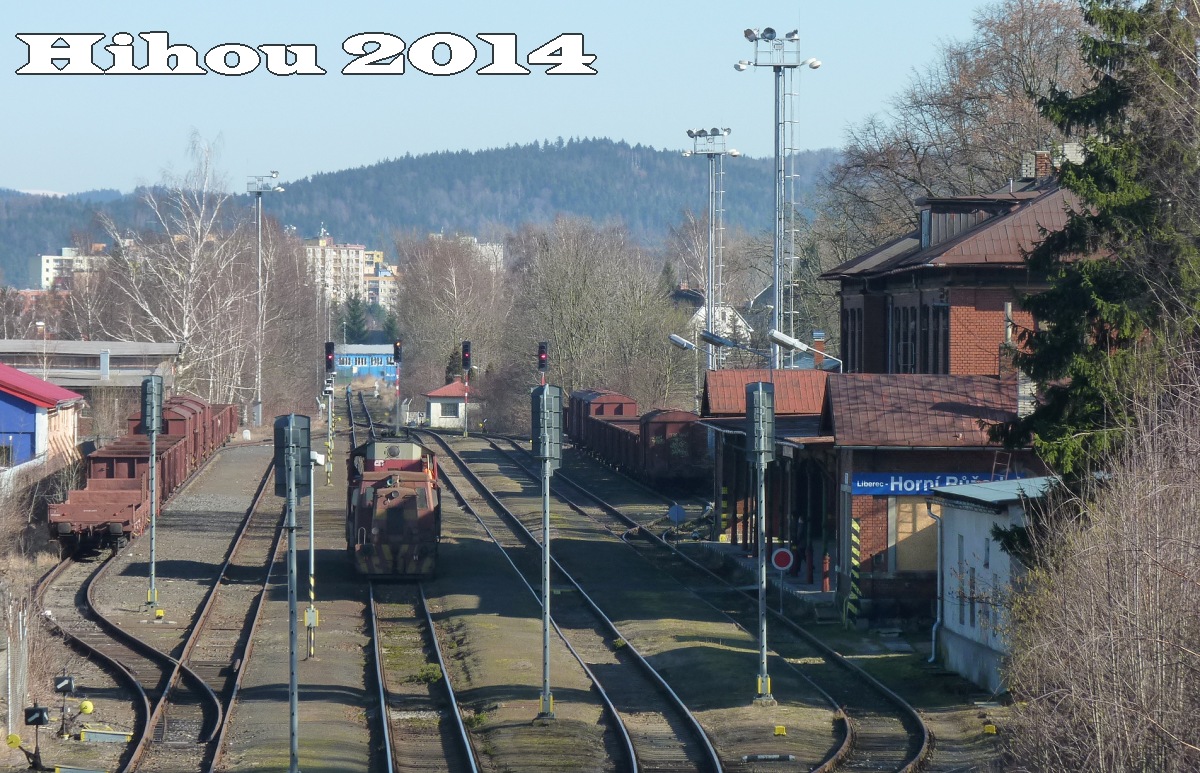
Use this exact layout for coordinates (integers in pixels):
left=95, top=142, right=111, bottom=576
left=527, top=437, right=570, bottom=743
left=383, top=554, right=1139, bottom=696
left=703, top=369, right=827, bottom=417
left=0, top=340, right=182, bottom=356
left=0, top=362, right=84, bottom=408
left=932, top=475, right=1059, bottom=508
left=829, top=373, right=1015, bottom=447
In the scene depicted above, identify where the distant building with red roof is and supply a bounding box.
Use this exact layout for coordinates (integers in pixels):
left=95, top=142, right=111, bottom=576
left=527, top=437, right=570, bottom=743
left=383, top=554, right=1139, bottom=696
left=424, top=376, right=474, bottom=431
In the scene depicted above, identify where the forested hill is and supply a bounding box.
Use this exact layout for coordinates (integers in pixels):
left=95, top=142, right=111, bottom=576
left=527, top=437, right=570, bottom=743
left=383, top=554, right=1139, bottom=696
left=0, top=138, right=839, bottom=288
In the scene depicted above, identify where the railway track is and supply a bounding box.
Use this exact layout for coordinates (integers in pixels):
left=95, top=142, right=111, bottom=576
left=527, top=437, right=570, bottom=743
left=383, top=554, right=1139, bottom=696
left=370, top=581, right=477, bottom=773
left=35, top=444, right=275, bottom=773
left=491, top=434, right=932, bottom=772
left=420, top=429, right=724, bottom=773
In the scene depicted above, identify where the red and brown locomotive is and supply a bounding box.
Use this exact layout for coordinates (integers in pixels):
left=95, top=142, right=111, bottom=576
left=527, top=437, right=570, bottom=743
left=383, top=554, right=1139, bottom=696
left=345, top=438, right=441, bottom=579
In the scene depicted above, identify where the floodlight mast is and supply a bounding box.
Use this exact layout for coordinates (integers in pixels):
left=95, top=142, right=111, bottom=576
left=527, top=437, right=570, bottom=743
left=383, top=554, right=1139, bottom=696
left=684, top=126, right=738, bottom=371
left=737, top=28, right=821, bottom=368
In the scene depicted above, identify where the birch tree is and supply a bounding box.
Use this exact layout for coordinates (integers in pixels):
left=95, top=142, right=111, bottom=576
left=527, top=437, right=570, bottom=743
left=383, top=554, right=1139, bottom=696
left=95, top=137, right=255, bottom=402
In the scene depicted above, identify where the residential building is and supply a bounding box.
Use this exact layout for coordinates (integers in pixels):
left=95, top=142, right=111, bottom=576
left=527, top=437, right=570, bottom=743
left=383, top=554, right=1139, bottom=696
left=37, top=246, right=104, bottom=291
left=305, top=231, right=367, bottom=305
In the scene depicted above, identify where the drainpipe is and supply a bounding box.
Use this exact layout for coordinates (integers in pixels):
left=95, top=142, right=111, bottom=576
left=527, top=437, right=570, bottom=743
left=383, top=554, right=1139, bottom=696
left=925, top=498, right=942, bottom=663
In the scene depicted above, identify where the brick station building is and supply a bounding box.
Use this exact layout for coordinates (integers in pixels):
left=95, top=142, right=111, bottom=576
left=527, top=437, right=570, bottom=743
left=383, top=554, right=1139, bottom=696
left=698, top=159, right=1066, bottom=618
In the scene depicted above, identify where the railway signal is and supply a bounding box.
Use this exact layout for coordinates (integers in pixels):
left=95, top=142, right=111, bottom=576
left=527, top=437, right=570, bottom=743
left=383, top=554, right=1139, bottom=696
left=461, top=340, right=471, bottom=371
left=392, top=340, right=403, bottom=366
left=537, top=341, right=549, bottom=372
left=324, top=341, right=335, bottom=373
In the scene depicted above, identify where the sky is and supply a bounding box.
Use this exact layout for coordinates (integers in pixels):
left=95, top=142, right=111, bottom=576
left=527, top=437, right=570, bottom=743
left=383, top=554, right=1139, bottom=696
left=2, top=1, right=994, bottom=195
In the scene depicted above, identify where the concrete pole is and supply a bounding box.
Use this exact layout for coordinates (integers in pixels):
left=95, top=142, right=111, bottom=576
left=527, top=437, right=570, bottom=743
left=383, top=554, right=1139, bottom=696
left=148, top=426, right=158, bottom=611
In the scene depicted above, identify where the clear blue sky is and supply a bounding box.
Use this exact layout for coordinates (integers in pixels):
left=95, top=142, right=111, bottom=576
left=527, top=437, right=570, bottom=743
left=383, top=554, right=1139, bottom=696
left=3, top=1, right=994, bottom=195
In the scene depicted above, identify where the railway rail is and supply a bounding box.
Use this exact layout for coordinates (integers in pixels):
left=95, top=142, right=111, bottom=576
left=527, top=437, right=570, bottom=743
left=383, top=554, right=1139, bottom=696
left=370, top=581, right=477, bottom=773
left=492, top=434, right=932, bottom=773
left=419, top=428, right=723, bottom=773
left=33, top=444, right=281, bottom=773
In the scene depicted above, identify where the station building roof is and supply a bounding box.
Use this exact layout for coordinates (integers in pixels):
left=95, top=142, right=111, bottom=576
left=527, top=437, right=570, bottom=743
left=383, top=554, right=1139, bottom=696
left=828, top=373, right=1015, bottom=448
left=932, top=475, right=1059, bottom=512
left=703, top=369, right=827, bottom=417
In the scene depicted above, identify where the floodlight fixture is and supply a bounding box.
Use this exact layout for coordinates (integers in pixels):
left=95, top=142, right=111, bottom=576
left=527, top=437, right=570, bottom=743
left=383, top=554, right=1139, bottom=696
left=804, top=58, right=821, bottom=69
left=700, top=330, right=738, bottom=349
left=682, top=150, right=693, bottom=157
left=768, top=328, right=810, bottom=352
left=734, top=60, right=750, bottom=71
left=762, top=27, right=777, bottom=41
left=744, top=28, right=759, bottom=42
left=785, top=30, right=800, bottom=41
left=729, top=149, right=742, bottom=157
left=687, top=129, right=696, bottom=138
left=669, top=334, right=698, bottom=352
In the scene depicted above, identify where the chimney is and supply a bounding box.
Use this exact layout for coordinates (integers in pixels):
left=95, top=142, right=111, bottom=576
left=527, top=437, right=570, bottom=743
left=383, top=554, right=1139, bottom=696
left=1034, top=150, right=1052, bottom=179
left=811, top=330, right=826, bottom=370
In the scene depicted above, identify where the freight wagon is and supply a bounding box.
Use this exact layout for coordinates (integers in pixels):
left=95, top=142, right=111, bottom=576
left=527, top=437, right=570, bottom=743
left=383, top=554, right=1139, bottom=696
left=49, top=395, right=238, bottom=552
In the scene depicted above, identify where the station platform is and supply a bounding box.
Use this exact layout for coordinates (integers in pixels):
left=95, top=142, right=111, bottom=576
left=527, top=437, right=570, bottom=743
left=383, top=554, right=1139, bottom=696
left=674, top=539, right=841, bottom=622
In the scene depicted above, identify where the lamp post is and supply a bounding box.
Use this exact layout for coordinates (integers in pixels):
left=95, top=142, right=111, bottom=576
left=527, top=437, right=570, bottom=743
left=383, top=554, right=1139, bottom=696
left=247, top=172, right=285, bottom=427
left=737, top=28, right=820, bottom=369
left=34, top=321, right=46, bottom=380
left=683, top=129, right=740, bottom=372
left=668, top=334, right=701, bottom=413
left=767, top=328, right=844, bottom=371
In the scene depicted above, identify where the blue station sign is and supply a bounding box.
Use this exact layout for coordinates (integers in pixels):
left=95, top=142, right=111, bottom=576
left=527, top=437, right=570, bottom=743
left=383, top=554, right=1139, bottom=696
left=851, top=471, right=1024, bottom=496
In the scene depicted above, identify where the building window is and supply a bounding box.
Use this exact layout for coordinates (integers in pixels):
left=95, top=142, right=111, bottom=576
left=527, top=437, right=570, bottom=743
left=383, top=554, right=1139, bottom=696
left=0, top=444, right=11, bottom=467
left=841, top=306, right=863, bottom=373
left=892, top=305, right=918, bottom=374
left=957, top=534, right=965, bottom=625
left=969, top=566, right=977, bottom=628
left=442, top=401, right=460, bottom=418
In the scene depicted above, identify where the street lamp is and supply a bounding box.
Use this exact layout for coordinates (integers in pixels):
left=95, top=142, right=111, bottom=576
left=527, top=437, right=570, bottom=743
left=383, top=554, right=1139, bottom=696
left=767, top=329, right=844, bottom=371
left=247, top=171, right=285, bottom=428
left=683, top=128, right=739, bottom=372
left=34, top=321, right=46, bottom=380
left=737, top=28, right=820, bottom=369
left=668, top=334, right=701, bottom=413
left=697, top=330, right=771, bottom=364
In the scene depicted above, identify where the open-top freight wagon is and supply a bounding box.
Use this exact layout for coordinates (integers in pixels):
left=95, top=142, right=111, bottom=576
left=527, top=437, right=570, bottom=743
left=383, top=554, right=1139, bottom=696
left=49, top=396, right=238, bottom=552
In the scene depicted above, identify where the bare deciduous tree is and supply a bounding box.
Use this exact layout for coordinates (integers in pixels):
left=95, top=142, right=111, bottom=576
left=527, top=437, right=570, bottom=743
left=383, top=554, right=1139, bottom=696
left=1004, top=339, right=1200, bottom=771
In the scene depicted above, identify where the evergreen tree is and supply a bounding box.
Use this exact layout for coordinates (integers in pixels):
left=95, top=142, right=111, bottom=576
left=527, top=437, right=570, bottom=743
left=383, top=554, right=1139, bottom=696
left=994, top=0, right=1200, bottom=480
left=339, top=293, right=370, bottom=344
